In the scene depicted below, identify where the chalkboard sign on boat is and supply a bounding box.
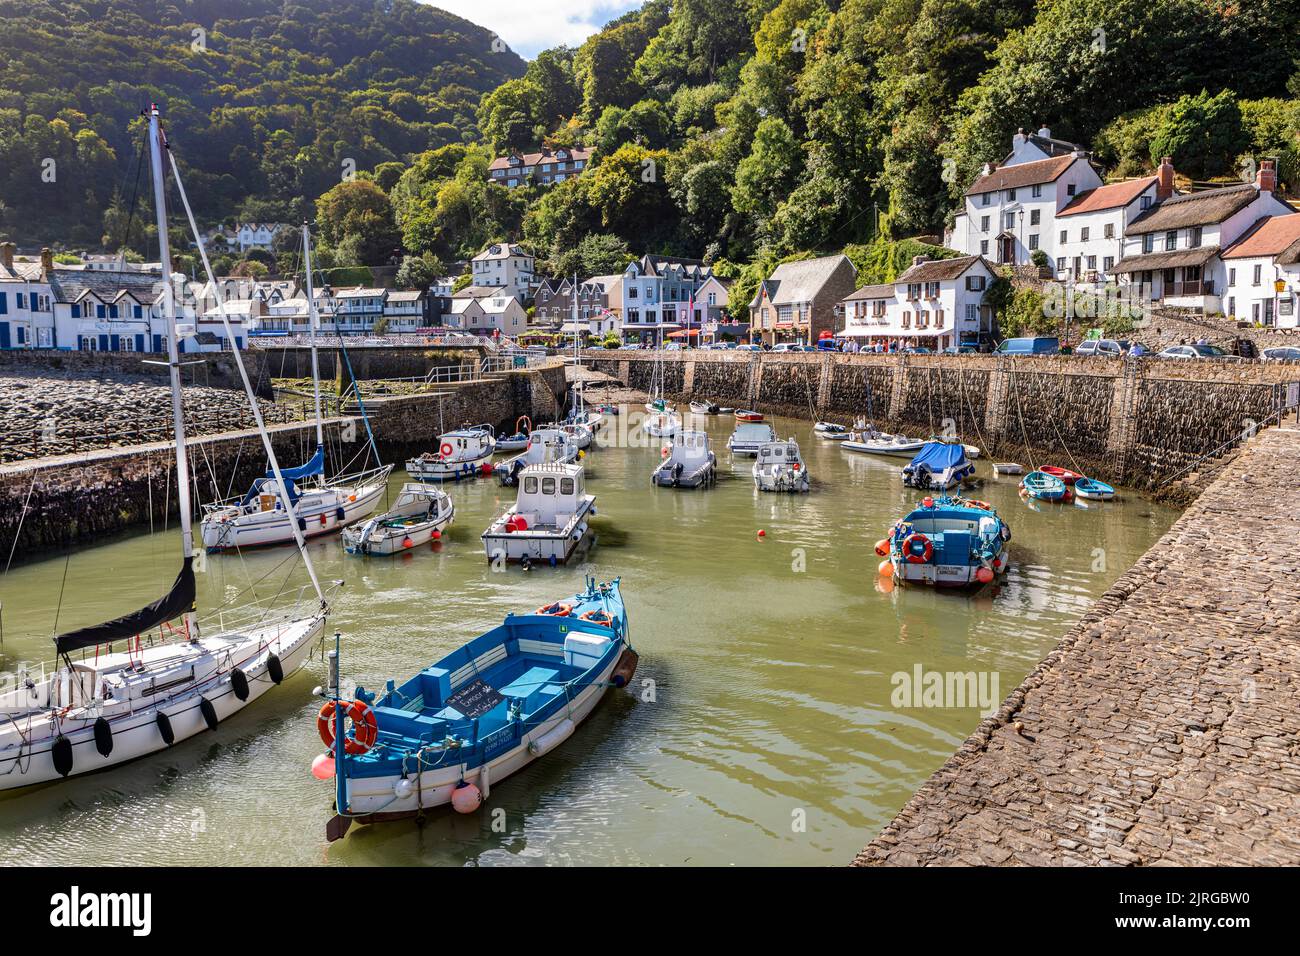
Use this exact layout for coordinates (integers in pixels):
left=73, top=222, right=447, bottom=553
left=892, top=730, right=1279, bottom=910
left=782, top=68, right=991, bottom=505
left=446, top=678, right=505, bottom=719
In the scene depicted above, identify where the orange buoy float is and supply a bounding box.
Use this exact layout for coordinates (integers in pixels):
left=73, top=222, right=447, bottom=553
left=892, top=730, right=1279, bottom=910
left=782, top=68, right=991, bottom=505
left=431, top=530, right=441, bottom=541
left=311, top=753, right=335, bottom=779
left=878, top=559, right=893, bottom=577
left=922, top=496, right=934, bottom=508
left=756, top=529, right=766, bottom=538
left=874, top=538, right=890, bottom=557
left=317, top=699, right=378, bottom=755
left=451, top=782, right=482, bottom=813
left=975, top=566, right=995, bottom=584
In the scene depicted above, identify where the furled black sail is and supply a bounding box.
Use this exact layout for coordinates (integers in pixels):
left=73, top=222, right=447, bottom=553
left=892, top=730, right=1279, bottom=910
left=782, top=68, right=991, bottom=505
left=54, top=557, right=196, bottom=655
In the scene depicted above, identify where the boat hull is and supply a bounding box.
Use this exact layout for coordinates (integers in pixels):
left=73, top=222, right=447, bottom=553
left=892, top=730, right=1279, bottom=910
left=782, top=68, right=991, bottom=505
left=842, top=440, right=925, bottom=458
left=892, top=550, right=1011, bottom=587
left=405, top=450, right=494, bottom=482
left=342, top=510, right=453, bottom=555
left=753, top=468, right=810, bottom=493
left=0, top=615, right=324, bottom=791
left=652, top=455, right=716, bottom=488
left=201, top=470, right=392, bottom=551
left=344, top=652, right=618, bottom=818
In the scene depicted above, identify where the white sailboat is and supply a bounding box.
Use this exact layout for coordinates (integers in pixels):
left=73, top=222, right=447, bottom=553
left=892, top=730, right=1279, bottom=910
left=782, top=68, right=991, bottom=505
left=199, top=225, right=392, bottom=551
left=0, top=107, right=330, bottom=791
left=642, top=321, right=681, bottom=437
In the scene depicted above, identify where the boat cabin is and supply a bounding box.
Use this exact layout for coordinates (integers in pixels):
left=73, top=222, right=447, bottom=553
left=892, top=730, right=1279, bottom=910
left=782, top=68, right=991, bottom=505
left=669, top=430, right=711, bottom=466
left=439, top=425, right=493, bottom=460
left=512, top=462, right=589, bottom=530
left=756, top=440, right=803, bottom=466
left=900, top=504, right=1002, bottom=564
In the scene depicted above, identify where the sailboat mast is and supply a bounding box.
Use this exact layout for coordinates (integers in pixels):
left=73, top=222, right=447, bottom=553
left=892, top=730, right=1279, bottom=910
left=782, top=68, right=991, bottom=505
left=301, top=224, right=325, bottom=450
left=147, top=105, right=195, bottom=566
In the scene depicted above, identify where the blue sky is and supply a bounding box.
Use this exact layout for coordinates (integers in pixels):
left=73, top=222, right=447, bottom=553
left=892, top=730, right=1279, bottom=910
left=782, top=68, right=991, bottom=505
left=427, top=0, right=642, bottom=59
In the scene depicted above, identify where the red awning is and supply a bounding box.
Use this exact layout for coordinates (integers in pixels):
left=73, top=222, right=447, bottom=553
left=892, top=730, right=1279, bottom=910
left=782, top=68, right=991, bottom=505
left=667, top=328, right=701, bottom=338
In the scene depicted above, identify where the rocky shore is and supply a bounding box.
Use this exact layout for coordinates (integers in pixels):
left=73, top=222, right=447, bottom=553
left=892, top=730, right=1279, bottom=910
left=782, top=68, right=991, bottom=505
left=0, top=371, right=295, bottom=463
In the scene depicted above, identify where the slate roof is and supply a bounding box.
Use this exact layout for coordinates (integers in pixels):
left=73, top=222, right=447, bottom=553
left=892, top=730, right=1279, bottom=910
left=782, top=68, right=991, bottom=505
left=965, top=155, right=1079, bottom=197
left=844, top=283, right=897, bottom=301
left=895, top=255, right=990, bottom=284
left=747, top=255, right=855, bottom=309
left=46, top=268, right=168, bottom=304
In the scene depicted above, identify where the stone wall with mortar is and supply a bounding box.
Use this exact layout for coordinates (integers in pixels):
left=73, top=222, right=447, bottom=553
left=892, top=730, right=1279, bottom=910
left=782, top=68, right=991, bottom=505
left=0, top=361, right=567, bottom=562
left=256, top=343, right=488, bottom=385
left=0, top=348, right=272, bottom=398
left=584, top=351, right=1300, bottom=497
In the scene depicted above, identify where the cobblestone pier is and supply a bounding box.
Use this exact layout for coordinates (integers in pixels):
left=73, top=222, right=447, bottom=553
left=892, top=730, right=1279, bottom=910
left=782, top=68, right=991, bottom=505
left=856, top=424, right=1300, bottom=866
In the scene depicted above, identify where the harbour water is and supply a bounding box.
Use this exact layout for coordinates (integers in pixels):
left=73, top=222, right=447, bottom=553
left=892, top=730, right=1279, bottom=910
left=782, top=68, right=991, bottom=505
left=0, top=413, right=1177, bottom=865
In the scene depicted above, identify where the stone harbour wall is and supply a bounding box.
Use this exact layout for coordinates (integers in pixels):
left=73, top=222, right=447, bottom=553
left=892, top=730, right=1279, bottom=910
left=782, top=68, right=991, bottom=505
left=257, top=343, right=488, bottom=384
left=585, top=351, right=1300, bottom=498
left=856, top=425, right=1300, bottom=866
left=0, top=348, right=272, bottom=397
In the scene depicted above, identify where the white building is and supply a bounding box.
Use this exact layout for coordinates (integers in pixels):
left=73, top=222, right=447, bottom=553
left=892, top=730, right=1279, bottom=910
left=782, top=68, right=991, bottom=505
left=614, top=255, right=714, bottom=341
left=840, top=255, right=997, bottom=351
left=234, top=223, right=288, bottom=253
left=1221, top=214, right=1300, bottom=327
left=446, top=293, right=527, bottom=337
left=949, top=127, right=1103, bottom=267
left=383, top=290, right=426, bottom=332
left=1112, top=159, right=1293, bottom=313
left=1053, top=168, right=1166, bottom=284
left=470, top=243, right=534, bottom=299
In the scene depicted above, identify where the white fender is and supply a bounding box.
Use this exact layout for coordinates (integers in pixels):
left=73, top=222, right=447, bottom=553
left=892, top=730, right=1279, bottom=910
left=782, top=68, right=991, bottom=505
left=528, top=718, right=575, bottom=757
left=479, top=761, right=491, bottom=799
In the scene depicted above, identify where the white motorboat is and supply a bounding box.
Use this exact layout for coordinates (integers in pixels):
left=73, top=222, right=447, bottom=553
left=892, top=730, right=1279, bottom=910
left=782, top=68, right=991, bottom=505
left=689, top=400, right=719, bottom=415
left=814, top=421, right=846, bottom=435
left=496, top=415, right=532, bottom=452
left=901, top=441, right=976, bottom=491
left=727, top=421, right=776, bottom=457
left=342, top=483, right=454, bottom=555
left=482, top=462, right=596, bottom=566
left=406, top=424, right=496, bottom=482
left=554, top=420, right=594, bottom=450
left=494, top=427, right=579, bottom=485
left=0, top=107, right=330, bottom=791
left=652, top=430, right=716, bottom=488
left=841, top=430, right=926, bottom=458
left=643, top=408, right=681, bottom=437
left=753, top=438, right=811, bottom=493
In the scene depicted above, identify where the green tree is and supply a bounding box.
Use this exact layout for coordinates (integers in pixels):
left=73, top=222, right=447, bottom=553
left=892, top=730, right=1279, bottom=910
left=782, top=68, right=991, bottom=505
left=1148, top=89, right=1243, bottom=179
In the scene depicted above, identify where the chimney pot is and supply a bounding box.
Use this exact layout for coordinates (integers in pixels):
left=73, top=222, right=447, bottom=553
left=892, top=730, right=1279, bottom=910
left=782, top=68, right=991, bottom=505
left=1257, top=158, right=1277, bottom=194
left=1156, top=156, right=1175, bottom=201
left=40, top=247, right=53, bottom=277
left=912, top=255, right=931, bottom=266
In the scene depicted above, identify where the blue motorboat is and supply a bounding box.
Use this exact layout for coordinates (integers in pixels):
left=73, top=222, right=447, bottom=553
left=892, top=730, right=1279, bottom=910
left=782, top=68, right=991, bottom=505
left=316, top=577, right=638, bottom=841
left=901, top=441, right=975, bottom=490
left=1020, top=470, right=1069, bottom=501
left=1073, top=477, right=1116, bottom=501
left=876, top=496, right=1010, bottom=587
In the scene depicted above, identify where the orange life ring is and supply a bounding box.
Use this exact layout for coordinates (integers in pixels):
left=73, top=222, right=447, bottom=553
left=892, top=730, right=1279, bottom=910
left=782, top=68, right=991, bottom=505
left=579, top=609, right=614, bottom=628
left=317, top=699, right=377, bottom=755
left=964, top=499, right=992, bottom=512
left=902, top=532, right=933, bottom=564
left=536, top=602, right=573, bottom=617
left=440, top=442, right=454, bottom=457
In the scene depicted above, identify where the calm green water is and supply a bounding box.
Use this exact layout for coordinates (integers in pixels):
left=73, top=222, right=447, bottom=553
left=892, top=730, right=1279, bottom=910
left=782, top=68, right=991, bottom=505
left=0, top=414, right=1176, bottom=865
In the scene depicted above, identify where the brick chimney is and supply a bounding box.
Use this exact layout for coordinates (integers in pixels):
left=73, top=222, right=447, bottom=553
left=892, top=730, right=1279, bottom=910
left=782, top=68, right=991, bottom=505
left=912, top=255, right=931, bottom=267
left=0, top=242, right=14, bottom=271
left=1257, top=158, right=1277, bottom=194
left=1156, top=156, right=1175, bottom=201
left=40, top=246, right=53, bottom=277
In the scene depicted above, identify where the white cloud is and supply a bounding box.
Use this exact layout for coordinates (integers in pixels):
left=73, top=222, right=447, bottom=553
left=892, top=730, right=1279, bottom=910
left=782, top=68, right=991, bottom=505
left=425, top=0, right=640, bottom=59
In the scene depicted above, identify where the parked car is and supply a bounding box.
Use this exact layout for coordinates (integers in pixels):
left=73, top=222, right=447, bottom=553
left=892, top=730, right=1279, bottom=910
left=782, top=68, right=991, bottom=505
left=994, top=336, right=1060, bottom=355
left=1157, top=343, right=1241, bottom=361
left=941, top=345, right=978, bottom=354
left=1075, top=338, right=1131, bottom=357
left=1262, top=346, right=1300, bottom=361
left=736, top=343, right=762, bottom=351
left=770, top=342, right=801, bottom=353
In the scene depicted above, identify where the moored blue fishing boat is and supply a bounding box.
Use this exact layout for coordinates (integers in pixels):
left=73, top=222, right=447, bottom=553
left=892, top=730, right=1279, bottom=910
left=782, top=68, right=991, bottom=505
left=874, top=496, right=1011, bottom=587
left=1073, top=477, right=1116, bottom=501
left=315, top=577, right=638, bottom=841
left=1020, top=470, right=1069, bottom=501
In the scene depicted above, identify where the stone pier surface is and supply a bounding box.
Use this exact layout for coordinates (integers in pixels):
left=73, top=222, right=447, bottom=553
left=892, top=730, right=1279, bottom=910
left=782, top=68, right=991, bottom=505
left=856, top=425, right=1300, bottom=866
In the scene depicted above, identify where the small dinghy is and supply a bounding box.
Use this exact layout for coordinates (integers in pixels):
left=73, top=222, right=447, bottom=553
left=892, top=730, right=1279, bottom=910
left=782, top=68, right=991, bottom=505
left=406, top=424, right=496, bottom=483
left=689, top=400, right=719, bottom=415
left=734, top=409, right=764, bottom=422
left=1040, top=465, right=1082, bottom=485
left=841, top=431, right=926, bottom=458
left=727, top=421, right=776, bottom=457
left=317, top=578, right=638, bottom=840
left=494, top=427, right=578, bottom=486
left=495, top=416, right=532, bottom=452
left=875, top=496, right=1010, bottom=588
left=902, top=441, right=975, bottom=491
left=1073, top=477, right=1116, bottom=501
left=597, top=403, right=619, bottom=416
left=482, top=461, right=595, bottom=565
left=1020, top=471, right=1069, bottom=501
left=814, top=421, right=847, bottom=435
left=553, top=420, right=594, bottom=450
left=993, top=462, right=1024, bottom=476
left=718, top=406, right=735, bottom=414
left=753, top=438, right=810, bottom=493
left=342, top=484, right=453, bottom=555
left=652, top=430, right=716, bottom=488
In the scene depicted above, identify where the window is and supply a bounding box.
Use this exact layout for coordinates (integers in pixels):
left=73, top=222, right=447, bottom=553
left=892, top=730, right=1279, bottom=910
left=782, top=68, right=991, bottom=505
left=1086, top=256, right=1097, bottom=270
left=980, top=240, right=989, bottom=255
left=1004, top=212, right=1016, bottom=229
left=1028, top=234, right=1039, bottom=250
left=1008, top=188, right=1017, bottom=201
left=1253, top=264, right=1262, bottom=285
left=1081, top=227, right=1090, bottom=242
left=1103, top=256, right=1114, bottom=272
left=1056, top=257, right=1066, bottom=272
left=0, top=292, right=7, bottom=314
left=965, top=275, right=986, bottom=291
left=1066, top=184, right=1076, bottom=196
left=1142, top=234, right=1155, bottom=254
left=560, top=478, right=574, bottom=495
left=524, top=477, right=538, bottom=494
left=924, top=281, right=940, bottom=298
left=907, top=283, right=921, bottom=301
left=935, top=310, right=945, bottom=329
left=980, top=216, right=990, bottom=231
left=1229, top=268, right=1236, bottom=285
left=1032, top=184, right=1043, bottom=198
left=981, top=193, right=991, bottom=206
left=16, top=293, right=24, bottom=309
left=1030, top=210, right=1040, bottom=225
left=1059, top=229, right=1068, bottom=245
left=1164, top=230, right=1176, bottom=251
left=1190, top=226, right=1202, bottom=248
left=966, top=304, right=977, bottom=322
left=902, top=310, right=911, bottom=328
